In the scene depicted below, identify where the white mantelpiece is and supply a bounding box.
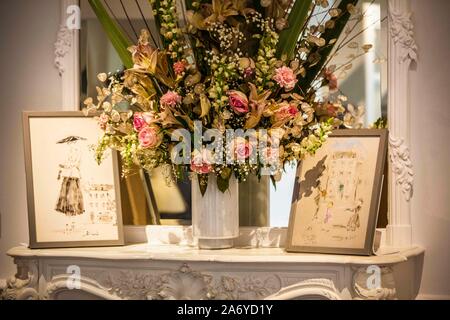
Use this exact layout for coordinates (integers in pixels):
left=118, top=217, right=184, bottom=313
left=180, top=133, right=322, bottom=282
left=1, top=244, right=424, bottom=300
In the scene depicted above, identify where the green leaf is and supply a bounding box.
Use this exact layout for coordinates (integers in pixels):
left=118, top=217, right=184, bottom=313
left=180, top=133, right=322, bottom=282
left=88, top=0, right=133, bottom=68
left=198, top=174, right=209, bottom=196
left=276, top=0, right=313, bottom=60
left=217, top=175, right=230, bottom=193
left=270, top=175, right=277, bottom=190
left=216, top=167, right=232, bottom=193
left=220, top=167, right=232, bottom=180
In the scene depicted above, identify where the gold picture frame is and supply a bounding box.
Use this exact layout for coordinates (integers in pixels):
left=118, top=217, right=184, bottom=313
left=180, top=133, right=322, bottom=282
left=23, top=111, right=124, bottom=248
left=286, top=129, right=388, bottom=256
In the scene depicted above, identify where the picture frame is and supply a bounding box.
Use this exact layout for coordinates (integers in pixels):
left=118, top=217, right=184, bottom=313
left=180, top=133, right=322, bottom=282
left=286, top=129, right=388, bottom=256
left=23, top=111, right=124, bottom=248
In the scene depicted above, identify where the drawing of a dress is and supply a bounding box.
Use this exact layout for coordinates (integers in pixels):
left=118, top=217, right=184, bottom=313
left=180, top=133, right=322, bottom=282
left=55, top=136, right=86, bottom=216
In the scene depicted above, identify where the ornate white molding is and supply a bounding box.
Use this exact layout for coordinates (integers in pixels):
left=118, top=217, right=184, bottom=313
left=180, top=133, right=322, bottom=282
left=389, top=136, right=414, bottom=201
left=54, top=25, right=73, bottom=76
left=388, top=4, right=418, bottom=64
left=352, top=266, right=397, bottom=300
left=56, top=0, right=80, bottom=110
left=0, top=260, right=39, bottom=300
left=266, top=279, right=347, bottom=300
left=42, top=264, right=400, bottom=301
left=103, top=264, right=281, bottom=300
left=4, top=244, right=424, bottom=300
left=44, top=276, right=120, bottom=300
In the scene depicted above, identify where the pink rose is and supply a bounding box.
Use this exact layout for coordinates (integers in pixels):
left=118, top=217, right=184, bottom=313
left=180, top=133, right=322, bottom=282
left=231, top=137, right=254, bottom=160
left=190, top=149, right=213, bottom=174
left=138, top=126, right=161, bottom=149
left=160, top=91, right=182, bottom=107
left=98, top=113, right=109, bottom=130
left=228, top=90, right=249, bottom=114
left=273, top=66, right=298, bottom=91
left=173, top=61, right=186, bottom=75
left=133, top=113, right=146, bottom=132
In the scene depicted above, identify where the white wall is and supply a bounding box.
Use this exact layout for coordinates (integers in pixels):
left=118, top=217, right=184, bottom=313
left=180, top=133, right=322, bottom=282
left=410, top=0, right=450, bottom=299
left=0, top=0, right=62, bottom=278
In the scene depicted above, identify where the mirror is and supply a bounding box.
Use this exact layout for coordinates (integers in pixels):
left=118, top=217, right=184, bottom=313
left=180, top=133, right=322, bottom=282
left=79, top=0, right=388, bottom=228
left=80, top=0, right=193, bottom=226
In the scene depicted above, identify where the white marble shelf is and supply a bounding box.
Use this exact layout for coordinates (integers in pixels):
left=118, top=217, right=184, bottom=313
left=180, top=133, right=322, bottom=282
left=7, top=243, right=424, bottom=266
left=2, top=244, right=425, bottom=300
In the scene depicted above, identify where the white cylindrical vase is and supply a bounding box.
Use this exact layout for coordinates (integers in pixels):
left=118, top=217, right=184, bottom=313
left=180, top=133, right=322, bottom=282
left=192, top=174, right=239, bottom=249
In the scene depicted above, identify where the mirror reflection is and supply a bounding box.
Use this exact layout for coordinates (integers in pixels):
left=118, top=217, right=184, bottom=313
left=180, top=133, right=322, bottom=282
left=80, top=0, right=387, bottom=227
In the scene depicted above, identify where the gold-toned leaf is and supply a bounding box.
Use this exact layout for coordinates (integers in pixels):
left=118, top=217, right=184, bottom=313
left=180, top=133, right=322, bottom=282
left=329, top=8, right=341, bottom=17
left=362, top=44, right=373, bottom=52
left=344, top=63, right=353, bottom=70
left=325, top=20, right=335, bottom=29
left=200, top=94, right=211, bottom=118
left=347, top=4, right=358, bottom=15
left=316, top=37, right=326, bottom=47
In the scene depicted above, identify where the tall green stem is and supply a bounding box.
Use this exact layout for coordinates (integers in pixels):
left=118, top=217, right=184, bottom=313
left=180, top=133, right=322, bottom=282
left=276, top=0, right=313, bottom=60
left=88, top=0, right=133, bottom=68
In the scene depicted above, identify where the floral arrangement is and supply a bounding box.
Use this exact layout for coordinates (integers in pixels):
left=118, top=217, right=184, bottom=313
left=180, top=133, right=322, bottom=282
left=86, top=0, right=372, bottom=194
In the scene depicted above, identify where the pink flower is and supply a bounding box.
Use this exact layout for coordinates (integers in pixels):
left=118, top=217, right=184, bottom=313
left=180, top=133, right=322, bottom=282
left=98, top=113, right=109, bottom=130
left=326, top=103, right=339, bottom=116
left=273, top=103, right=299, bottom=125
left=160, top=91, right=182, bottom=107
left=325, top=69, right=338, bottom=91
left=138, top=126, right=161, bottom=149
left=273, top=66, right=298, bottom=91
left=243, top=67, right=254, bottom=78
left=173, top=61, right=186, bottom=75
left=190, top=149, right=213, bottom=174
left=133, top=113, right=146, bottom=132
left=228, top=90, right=249, bottom=114
left=231, top=137, right=254, bottom=160
left=142, top=111, right=157, bottom=124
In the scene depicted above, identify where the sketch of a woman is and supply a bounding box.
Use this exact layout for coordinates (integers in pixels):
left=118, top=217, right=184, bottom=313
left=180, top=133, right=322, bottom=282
left=55, top=136, right=86, bottom=216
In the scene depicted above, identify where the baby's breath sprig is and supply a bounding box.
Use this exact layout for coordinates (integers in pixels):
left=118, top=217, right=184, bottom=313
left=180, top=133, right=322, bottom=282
left=207, top=22, right=245, bottom=54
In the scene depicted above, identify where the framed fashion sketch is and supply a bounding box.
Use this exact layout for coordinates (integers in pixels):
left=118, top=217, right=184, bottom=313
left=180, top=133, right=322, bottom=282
left=23, top=111, right=124, bottom=248
left=286, top=129, right=388, bottom=256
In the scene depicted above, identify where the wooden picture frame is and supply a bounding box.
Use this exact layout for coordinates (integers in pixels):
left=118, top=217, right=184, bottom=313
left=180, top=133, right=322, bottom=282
left=23, top=111, right=124, bottom=248
left=286, top=129, right=388, bottom=256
